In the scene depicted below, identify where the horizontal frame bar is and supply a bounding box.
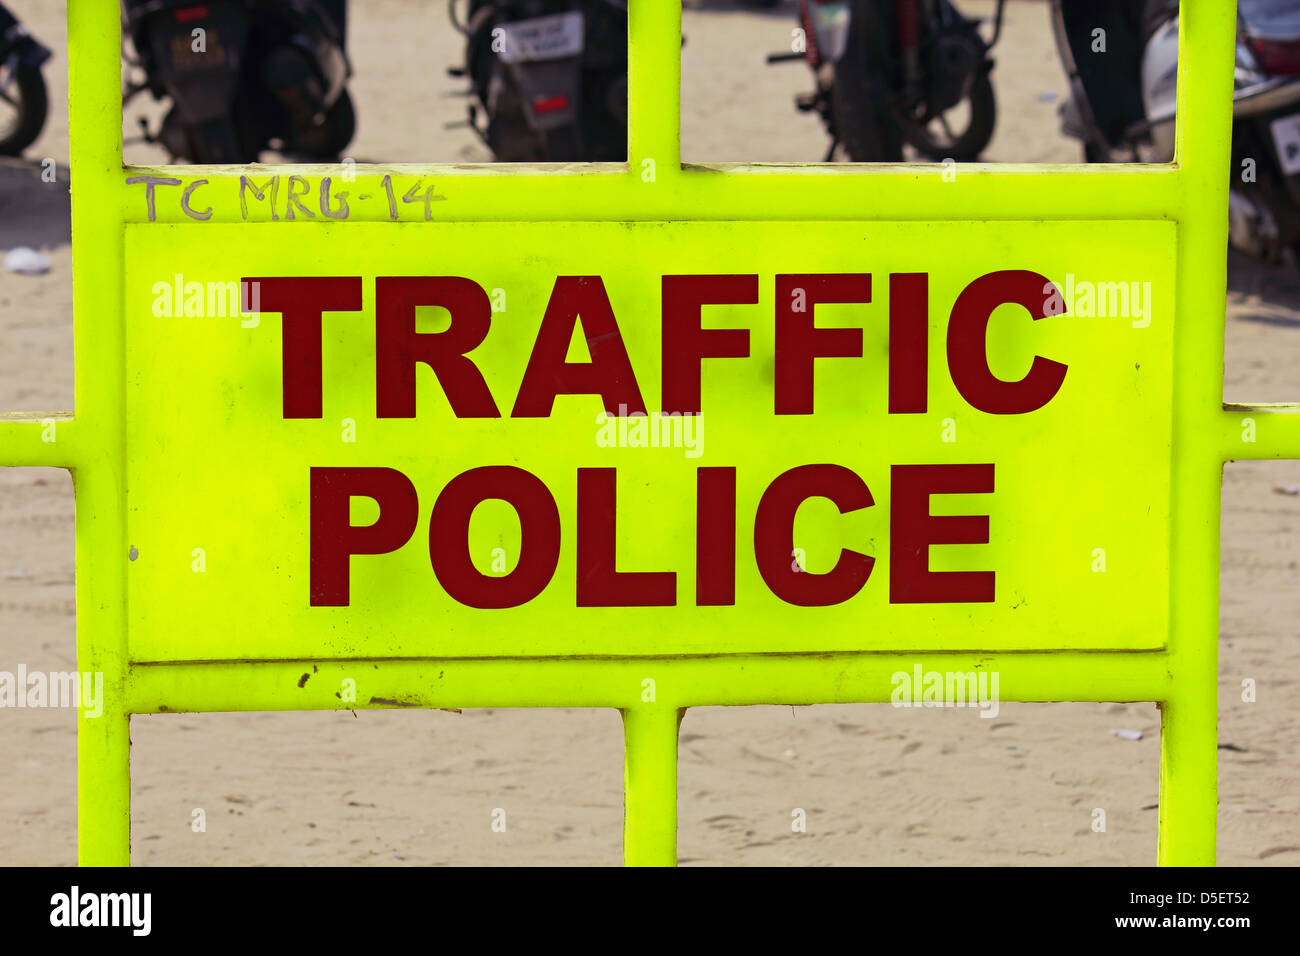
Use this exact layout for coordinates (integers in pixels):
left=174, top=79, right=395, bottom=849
left=117, top=162, right=1189, bottom=225
left=124, top=652, right=1175, bottom=714
left=0, top=413, right=80, bottom=468
left=1222, top=403, right=1300, bottom=460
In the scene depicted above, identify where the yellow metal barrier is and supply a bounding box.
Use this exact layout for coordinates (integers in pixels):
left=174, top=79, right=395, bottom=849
left=2, top=0, right=1296, bottom=867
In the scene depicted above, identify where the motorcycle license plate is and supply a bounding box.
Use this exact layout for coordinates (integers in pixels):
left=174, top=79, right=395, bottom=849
left=497, top=11, right=584, bottom=64
left=160, top=23, right=232, bottom=72
left=1269, top=112, right=1300, bottom=175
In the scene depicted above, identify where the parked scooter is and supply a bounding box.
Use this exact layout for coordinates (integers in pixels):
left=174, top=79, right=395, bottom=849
left=769, top=0, right=1005, bottom=162
left=0, top=1, right=51, bottom=156
left=450, top=0, right=627, bottom=162
left=121, top=0, right=355, bottom=164
left=1053, top=0, right=1300, bottom=265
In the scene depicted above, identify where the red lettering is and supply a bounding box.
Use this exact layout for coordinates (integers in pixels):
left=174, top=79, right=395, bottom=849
left=429, top=466, right=561, bottom=608
left=512, top=276, right=646, bottom=416
left=754, top=464, right=874, bottom=606
left=309, top=466, right=418, bottom=606
left=576, top=468, right=676, bottom=606
left=890, top=463, right=995, bottom=603
left=774, top=274, right=867, bottom=414
left=247, top=276, right=363, bottom=419
left=889, top=273, right=929, bottom=413
left=661, top=274, right=756, bottom=414
left=376, top=276, right=499, bottom=418
left=696, top=467, right=736, bottom=606
left=946, top=270, right=1067, bottom=414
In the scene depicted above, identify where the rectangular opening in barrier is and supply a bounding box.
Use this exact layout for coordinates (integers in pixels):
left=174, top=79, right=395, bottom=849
left=118, top=0, right=628, bottom=166
left=1226, top=252, right=1300, bottom=403
left=128, top=707, right=623, bottom=865
left=0, top=160, right=72, bottom=413
left=680, top=1, right=1201, bottom=166
left=0, top=467, right=76, bottom=865
left=677, top=701, right=1160, bottom=865
left=1219, top=459, right=1300, bottom=865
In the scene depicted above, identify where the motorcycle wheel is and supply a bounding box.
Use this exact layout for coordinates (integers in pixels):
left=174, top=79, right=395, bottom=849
left=902, top=70, right=996, bottom=163
left=540, top=125, right=583, bottom=163
left=1083, top=141, right=1109, bottom=164
left=291, top=89, right=356, bottom=161
left=0, top=65, right=48, bottom=157
left=832, top=3, right=903, bottom=162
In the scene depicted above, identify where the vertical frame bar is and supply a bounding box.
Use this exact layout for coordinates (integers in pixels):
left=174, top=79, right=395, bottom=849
left=69, top=0, right=131, bottom=866
left=626, top=0, right=681, bottom=178
left=1159, top=0, right=1238, bottom=865
left=583, top=41, right=680, bottom=876
left=622, top=707, right=681, bottom=866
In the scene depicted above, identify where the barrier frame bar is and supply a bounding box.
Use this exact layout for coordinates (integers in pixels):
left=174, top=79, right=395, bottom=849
left=0, top=0, right=1293, bottom=866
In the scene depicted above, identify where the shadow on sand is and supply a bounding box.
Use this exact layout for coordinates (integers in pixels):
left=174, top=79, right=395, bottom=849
left=0, top=158, right=70, bottom=253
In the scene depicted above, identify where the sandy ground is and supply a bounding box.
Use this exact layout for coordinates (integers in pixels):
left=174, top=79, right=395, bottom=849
left=1, top=0, right=1298, bottom=865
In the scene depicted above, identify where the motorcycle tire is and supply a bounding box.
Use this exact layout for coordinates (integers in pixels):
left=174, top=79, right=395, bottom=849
left=832, top=2, right=903, bottom=162
left=903, top=69, right=996, bottom=163
left=0, top=65, right=48, bottom=157
left=464, top=5, right=496, bottom=105
left=1083, top=141, right=1109, bottom=164
left=540, top=124, right=583, bottom=163
left=291, top=88, right=356, bottom=161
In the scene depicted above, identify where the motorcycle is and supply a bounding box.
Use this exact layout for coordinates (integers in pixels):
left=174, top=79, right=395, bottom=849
left=1052, top=0, right=1300, bottom=266
left=450, top=0, right=627, bottom=162
left=769, top=0, right=1005, bottom=162
left=0, top=1, right=51, bottom=157
left=121, top=0, right=355, bottom=164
